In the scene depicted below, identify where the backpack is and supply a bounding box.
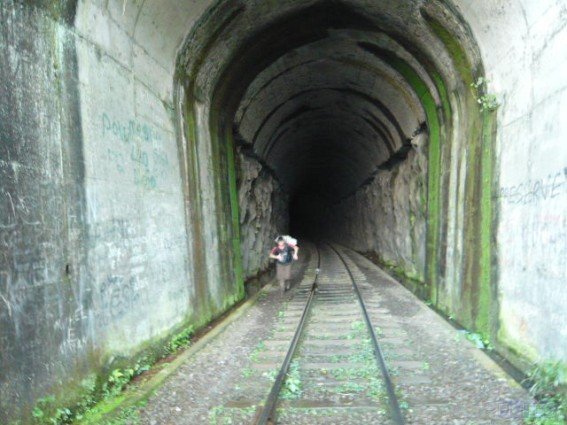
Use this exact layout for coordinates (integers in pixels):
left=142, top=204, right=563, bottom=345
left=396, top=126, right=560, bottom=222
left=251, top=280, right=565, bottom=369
left=277, top=235, right=297, bottom=246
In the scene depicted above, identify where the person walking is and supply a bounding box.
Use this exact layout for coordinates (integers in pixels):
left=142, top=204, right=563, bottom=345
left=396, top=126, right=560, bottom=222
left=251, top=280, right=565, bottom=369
left=269, top=235, right=299, bottom=294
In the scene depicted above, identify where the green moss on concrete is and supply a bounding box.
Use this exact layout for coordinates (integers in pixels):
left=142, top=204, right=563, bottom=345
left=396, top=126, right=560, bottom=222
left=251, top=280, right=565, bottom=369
left=451, top=96, right=496, bottom=337
left=205, top=106, right=245, bottom=310
left=409, top=210, right=416, bottom=227
left=24, top=316, right=200, bottom=425
left=366, top=252, right=429, bottom=300
left=475, top=110, right=495, bottom=334
left=79, top=285, right=268, bottom=425
left=423, top=13, right=497, bottom=338
left=424, top=15, right=475, bottom=88
left=461, top=111, right=481, bottom=328
left=75, top=394, right=130, bottom=425
left=226, top=131, right=245, bottom=300
left=423, top=15, right=477, bottom=315
left=374, top=51, right=443, bottom=304
left=182, top=97, right=244, bottom=323
left=23, top=0, right=77, bottom=25
left=431, top=71, right=452, bottom=121
left=497, top=324, right=540, bottom=365
left=182, top=101, right=218, bottom=327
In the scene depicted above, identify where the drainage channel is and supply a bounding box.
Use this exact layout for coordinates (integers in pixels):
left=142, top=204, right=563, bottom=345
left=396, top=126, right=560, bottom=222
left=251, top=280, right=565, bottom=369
left=254, top=243, right=405, bottom=425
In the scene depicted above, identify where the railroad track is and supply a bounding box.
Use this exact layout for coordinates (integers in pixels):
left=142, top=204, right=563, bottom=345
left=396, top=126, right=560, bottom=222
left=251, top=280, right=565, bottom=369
left=255, top=243, right=405, bottom=425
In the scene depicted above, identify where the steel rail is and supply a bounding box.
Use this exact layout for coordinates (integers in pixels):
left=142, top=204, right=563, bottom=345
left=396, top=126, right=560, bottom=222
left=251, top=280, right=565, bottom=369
left=327, top=243, right=405, bottom=425
left=255, top=245, right=321, bottom=425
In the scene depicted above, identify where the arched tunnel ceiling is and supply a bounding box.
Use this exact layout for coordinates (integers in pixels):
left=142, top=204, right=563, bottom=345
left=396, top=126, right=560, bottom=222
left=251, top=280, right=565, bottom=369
left=177, top=0, right=481, bottom=200
left=233, top=35, right=430, bottom=197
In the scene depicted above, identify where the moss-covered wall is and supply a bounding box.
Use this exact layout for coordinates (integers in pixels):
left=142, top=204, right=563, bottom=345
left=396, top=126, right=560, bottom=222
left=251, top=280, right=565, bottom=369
left=0, top=1, right=90, bottom=420
left=0, top=1, right=247, bottom=422
left=324, top=3, right=502, bottom=364
left=422, top=12, right=490, bottom=331
left=455, top=0, right=567, bottom=369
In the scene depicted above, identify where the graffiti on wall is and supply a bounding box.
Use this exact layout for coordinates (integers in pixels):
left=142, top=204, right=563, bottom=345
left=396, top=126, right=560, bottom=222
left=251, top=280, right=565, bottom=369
left=497, top=166, right=567, bottom=279
left=101, top=113, right=171, bottom=190
left=499, top=211, right=566, bottom=278
left=90, top=219, right=151, bottom=327
left=98, top=275, right=147, bottom=321
left=101, top=112, right=161, bottom=144
left=497, top=167, right=567, bottom=205
left=0, top=178, right=91, bottom=367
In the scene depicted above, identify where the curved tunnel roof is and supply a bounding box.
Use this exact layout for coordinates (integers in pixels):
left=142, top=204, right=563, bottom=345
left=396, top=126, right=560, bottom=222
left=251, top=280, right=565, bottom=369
left=177, top=0, right=481, bottom=201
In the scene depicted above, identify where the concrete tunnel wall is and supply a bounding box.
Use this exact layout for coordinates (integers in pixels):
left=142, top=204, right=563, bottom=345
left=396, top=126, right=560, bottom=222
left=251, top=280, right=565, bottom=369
left=0, top=0, right=566, bottom=421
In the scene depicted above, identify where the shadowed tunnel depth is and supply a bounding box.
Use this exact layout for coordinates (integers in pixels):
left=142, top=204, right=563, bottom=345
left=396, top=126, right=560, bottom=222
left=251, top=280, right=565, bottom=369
left=178, top=1, right=475, bottom=246
left=176, top=0, right=498, bottom=339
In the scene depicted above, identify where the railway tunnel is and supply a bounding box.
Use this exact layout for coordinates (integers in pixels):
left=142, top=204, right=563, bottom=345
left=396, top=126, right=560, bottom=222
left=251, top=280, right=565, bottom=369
left=182, top=0, right=481, bottom=295
left=227, top=3, right=433, bottom=242
left=1, top=0, right=566, bottom=422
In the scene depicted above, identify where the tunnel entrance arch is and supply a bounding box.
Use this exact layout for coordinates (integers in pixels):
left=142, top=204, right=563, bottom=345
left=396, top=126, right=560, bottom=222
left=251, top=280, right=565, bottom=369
left=175, top=0, right=497, bottom=337
left=3, top=2, right=567, bottom=421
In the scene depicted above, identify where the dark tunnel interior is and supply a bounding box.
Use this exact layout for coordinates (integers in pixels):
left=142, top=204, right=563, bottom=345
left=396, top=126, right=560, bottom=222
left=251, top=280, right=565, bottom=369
left=207, top=2, right=434, bottom=241
left=177, top=0, right=477, bottom=258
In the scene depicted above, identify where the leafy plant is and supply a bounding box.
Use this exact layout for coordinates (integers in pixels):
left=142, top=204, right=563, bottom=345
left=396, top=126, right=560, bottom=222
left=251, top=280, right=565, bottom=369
left=367, top=377, right=385, bottom=399
left=32, top=407, right=45, bottom=420
left=281, top=362, right=302, bottom=399
left=525, top=361, right=566, bottom=424
left=209, top=406, right=226, bottom=425
left=30, top=324, right=195, bottom=424
left=249, top=341, right=267, bottom=363
left=168, top=326, right=194, bottom=352
left=102, top=368, right=135, bottom=399
left=52, top=408, right=72, bottom=424
left=528, top=362, right=566, bottom=397
left=103, top=406, right=141, bottom=425
left=471, top=77, right=499, bottom=112
left=31, top=396, right=56, bottom=424
left=262, top=369, right=278, bottom=382
left=461, top=330, right=493, bottom=350
left=241, top=368, right=254, bottom=378
left=336, top=382, right=365, bottom=394
left=351, top=321, right=365, bottom=332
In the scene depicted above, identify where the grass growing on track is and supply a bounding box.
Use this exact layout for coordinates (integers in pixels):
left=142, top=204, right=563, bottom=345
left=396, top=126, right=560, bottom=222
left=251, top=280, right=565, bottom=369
left=281, top=361, right=303, bottom=399
left=249, top=341, right=267, bottom=363
left=208, top=406, right=257, bottom=425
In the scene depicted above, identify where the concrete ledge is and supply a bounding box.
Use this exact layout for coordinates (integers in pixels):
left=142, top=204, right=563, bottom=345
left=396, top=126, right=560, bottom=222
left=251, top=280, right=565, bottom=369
left=78, top=282, right=276, bottom=424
